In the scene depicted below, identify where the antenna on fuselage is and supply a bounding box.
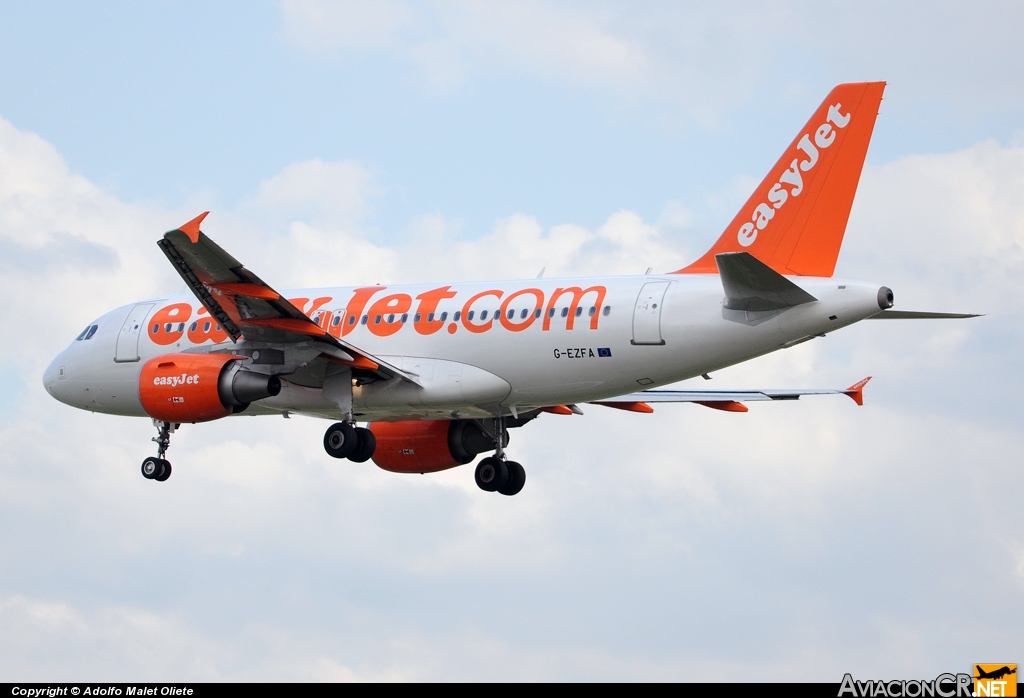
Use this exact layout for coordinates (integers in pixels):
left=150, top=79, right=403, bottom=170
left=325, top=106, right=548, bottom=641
left=536, top=267, right=546, bottom=279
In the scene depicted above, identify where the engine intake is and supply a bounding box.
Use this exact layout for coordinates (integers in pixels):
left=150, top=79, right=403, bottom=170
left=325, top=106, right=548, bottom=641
left=139, top=353, right=280, bottom=423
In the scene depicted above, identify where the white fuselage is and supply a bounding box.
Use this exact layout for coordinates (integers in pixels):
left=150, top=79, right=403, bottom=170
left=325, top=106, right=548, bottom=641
left=43, top=274, right=886, bottom=421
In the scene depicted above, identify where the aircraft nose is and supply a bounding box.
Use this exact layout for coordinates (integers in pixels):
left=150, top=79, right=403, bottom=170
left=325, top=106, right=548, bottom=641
left=42, top=350, right=70, bottom=403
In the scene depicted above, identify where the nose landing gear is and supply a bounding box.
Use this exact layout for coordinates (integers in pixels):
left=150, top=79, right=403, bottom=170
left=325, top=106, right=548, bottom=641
left=141, top=420, right=176, bottom=482
left=473, top=415, right=526, bottom=496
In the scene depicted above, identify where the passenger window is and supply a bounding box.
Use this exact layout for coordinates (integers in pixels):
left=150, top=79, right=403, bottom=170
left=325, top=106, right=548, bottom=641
left=374, top=315, right=382, bottom=324
left=164, top=323, right=173, bottom=333
left=401, top=313, right=408, bottom=323
left=190, top=322, right=198, bottom=332
left=467, top=310, right=475, bottom=321
left=387, top=314, right=395, bottom=323
left=415, top=313, right=422, bottom=323
left=480, top=310, right=487, bottom=321
left=215, top=324, right=221, bottom=331
left=204, top=321, right=211, bottom=332
left=603, top=306, right=610, bottom=316
left=518, top=309, right=525, bottom=319
left=332, top=315, right=341, bottom=326
left=454, top=311, right=461, bottom=322
left=547, top=308, right=555, bottom=318
left=534, top=309, right=541, bottom=319
left=361, top=315, right=368, bottom=325
left=440, top=312, right=448, bottom=322
left=427, top=312, right=434, bottom=322
left=561, top=307, right=568, bottom=318
left=588, top=306, right=596, bottom=317
left=84, top=325, right=98, bottom=340
left=152, top=324, right=160, bottom=334
left=348, top=315, right=356, bottom=325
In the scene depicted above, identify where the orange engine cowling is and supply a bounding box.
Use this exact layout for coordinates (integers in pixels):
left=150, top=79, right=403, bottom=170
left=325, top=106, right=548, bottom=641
left=139, top=353, right=281, bottom=423
left=369, top=419, right=498, bottom=473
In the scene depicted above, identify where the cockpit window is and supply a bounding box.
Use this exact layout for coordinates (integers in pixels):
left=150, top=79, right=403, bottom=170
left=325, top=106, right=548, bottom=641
left=75, top=327, right=90, bottom=341
left=84, top=325, right=98, bottom=340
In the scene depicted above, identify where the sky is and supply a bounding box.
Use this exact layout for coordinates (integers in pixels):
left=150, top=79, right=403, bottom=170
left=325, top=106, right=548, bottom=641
left=1, top=0, right=1022, bottom=681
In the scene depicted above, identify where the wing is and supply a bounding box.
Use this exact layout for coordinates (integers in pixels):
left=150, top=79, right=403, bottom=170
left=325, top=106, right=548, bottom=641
left=158, top=212, right=418, bottom=384
left=590, top=377, right=872, bottom=413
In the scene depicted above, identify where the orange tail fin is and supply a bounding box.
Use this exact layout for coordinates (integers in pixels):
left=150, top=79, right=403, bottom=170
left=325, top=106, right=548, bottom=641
left=675, top=82, right=885, bottom=277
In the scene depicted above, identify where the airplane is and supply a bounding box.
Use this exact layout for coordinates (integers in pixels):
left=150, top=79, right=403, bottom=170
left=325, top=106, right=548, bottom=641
left=42, top=81, right=978, bottom=495
left=975, top=666, right=1016, bottom=681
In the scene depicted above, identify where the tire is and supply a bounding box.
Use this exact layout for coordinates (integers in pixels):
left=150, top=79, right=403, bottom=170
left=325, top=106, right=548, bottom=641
left=324, top=422, right=357, bottom=459
left=154, top=460, right=172, bottom=482
left=475, top=456, right=508, bottom=492
left=348, top=427, right=377, bottom=463
left=141, top=457, right=161, bottom=480
left=498, top=461, right=525, bottom=496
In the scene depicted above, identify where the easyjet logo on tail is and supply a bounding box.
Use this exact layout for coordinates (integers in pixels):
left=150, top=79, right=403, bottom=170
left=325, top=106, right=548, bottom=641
left=675, top=81, right=885, bottom=277
left=738, top=103, right=850, bottom=248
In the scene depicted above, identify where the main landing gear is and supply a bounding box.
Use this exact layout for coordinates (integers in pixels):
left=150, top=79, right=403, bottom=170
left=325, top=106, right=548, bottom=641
left=474, top=415, right=526, bottom=496
left=323, top=422, right=376, bottom=463
left=141, top=420, right=177, bottom=482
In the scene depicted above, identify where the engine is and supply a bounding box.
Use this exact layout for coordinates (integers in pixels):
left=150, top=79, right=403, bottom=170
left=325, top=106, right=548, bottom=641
left=369, top=419, right=500, bottom=473
left=139, top=353, right=281, bottom=423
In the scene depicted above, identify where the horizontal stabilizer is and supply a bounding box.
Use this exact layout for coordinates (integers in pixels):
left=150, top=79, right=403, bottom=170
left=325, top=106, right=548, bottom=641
left=716, top=252, right=817, bottom=311
left=869, top=310, right=982, bottom=319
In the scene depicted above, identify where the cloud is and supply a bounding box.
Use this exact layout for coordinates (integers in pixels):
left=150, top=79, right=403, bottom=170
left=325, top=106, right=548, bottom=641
left=2, top=116, right=1023, bottom=679
left=279, top=1, right=1024, bottom=125
left=243, top=158, right=381, bottom=227
left=281, top=0, right=651, bottom=90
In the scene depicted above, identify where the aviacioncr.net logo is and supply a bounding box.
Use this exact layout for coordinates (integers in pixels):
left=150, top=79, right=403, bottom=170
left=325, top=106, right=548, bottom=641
left=839, top=673, right=974, bottom=697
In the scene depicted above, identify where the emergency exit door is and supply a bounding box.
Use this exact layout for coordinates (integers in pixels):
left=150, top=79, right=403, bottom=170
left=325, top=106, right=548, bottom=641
left=631, top=281, right=669, bottom=345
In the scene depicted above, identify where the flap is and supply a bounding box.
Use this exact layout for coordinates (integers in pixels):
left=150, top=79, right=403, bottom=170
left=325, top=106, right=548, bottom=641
left=715, top=252, right=818, bottom=311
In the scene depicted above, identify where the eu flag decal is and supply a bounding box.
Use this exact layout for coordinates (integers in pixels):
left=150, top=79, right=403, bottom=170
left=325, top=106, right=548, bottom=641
left=598, top=348, right=612, bottom=357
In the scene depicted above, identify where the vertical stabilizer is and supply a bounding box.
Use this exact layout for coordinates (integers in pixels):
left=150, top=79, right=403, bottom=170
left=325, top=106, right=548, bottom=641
left=675, top=82, right=885, bottom=277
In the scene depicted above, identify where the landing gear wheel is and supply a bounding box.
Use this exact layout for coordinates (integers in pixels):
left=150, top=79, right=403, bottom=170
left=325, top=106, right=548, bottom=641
left=498, top=461, right=525, bottom=496
left=348, top=427, right=376, bottom=463
left=324, top=422, right=357, bottom=459
left=475, top=456, right=508, bottom=492
left=154, top=460, right=172, bottom=481
left=141, top=457, right=161, bottom=480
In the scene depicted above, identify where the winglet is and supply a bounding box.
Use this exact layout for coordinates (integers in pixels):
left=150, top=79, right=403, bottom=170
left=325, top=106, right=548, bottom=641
left=844, top=376, right=872, bottom=406
left=177, top=211, right=210, bottom=243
